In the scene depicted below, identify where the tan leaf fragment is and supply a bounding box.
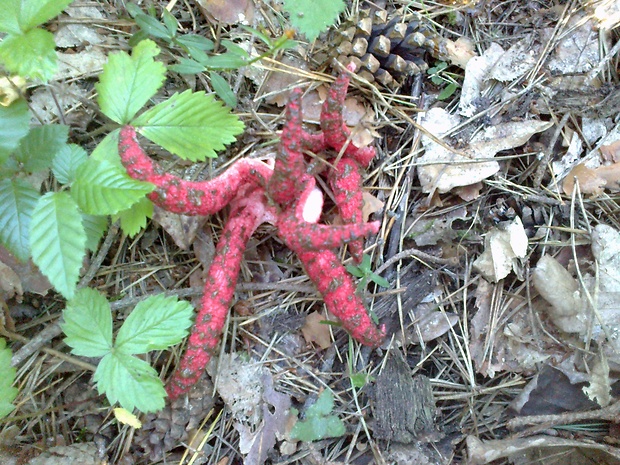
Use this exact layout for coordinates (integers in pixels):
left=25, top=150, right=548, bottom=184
left=301, top=311, right=332, bottom=349
left=473, top=217, right=528, bottom=282
left=0, top=260, right=22, bottom=300
left=532, top=255, right=587, bottom=334
left=583, top=354, right=612, bottom=407
left=196, top=0, right=254, bottom=25
left=361, top=192, right=384, bottom=222
left=562, top=163, right=607, bottom=195
left=0, top=76, right=26, bottom=106
left=153, top=206, right=208, bottom=250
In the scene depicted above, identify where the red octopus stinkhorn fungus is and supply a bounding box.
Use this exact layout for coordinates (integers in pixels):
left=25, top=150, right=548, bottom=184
left=118, top=65, right=386, bottom=401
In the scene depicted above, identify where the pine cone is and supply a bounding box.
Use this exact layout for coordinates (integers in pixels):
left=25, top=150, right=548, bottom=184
left=325, top=9, right=448, bottom=88
left=134, top=374, right=215, bottom=461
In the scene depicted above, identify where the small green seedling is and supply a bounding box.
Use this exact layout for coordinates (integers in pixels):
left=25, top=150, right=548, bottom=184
left=427, top=61, right=460, bottom=100
left=61, top=288, right=193, bottom=413
left=346, top=254, right=390, bottom=292
left=290, top=389, right=346, bottom=442
left=0, top=339, right=17, bottom=419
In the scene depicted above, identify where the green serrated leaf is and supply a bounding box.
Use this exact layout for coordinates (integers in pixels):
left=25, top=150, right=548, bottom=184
left=117, top=196, right=152, bottom=238
left=0, top=28, right=57, bottom=81
left=311, top=388, right=335, bottom=416
left=0, top=2, right=20, bottom=34
left=30, top=192, right=86, bottom=299
left=116, top=294, right=193, bottom=354
left=72, top=159, right=155, bottom=215
left=209, top=72, right=237, bottom=108
left=14, top=124, right=69, bottom=173
left=2, top=0, right=74, bottom=32
left=96, top=39, right=166, bottom=124
left=95, top=352, right=166, bottom=413
left=134, top=13, right=173, bottom=40
left=281, top=0, right=344, bottom=41
left=0, top=99, right=30, bottom=164
left=0, top=178, right=40, bottom=261
left=90, top=129, right=121, bottom=165
left=133, top=90, right=244, bottom=160
left=81, top=213, right=108, bottom=251
left=290, top=390, right=345, bottom=441
left=0, top=338, right=18, bottom=419
left=52, top=144, right=88, bottom=184
left=62, top=288, right=113, bottom=357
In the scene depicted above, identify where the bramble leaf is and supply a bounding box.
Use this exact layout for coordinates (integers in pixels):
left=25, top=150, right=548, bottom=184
left=0, top=28, right=57, bottom=81
left=0, top=0, right=74, bottom=33
left=14, top=124, right=69, bottom=173
left=62, top=288, right=113, bottom=357
left=52, top=144, right=88, bottom=184
left=72, top=159, right=154, bottom=215
left=0, top=338, right=17, bottom=419
left=0, top=99, right=30, bottom=164
left=30, top=192, right=86, bottom=299
left=116, top=196, right=152, bottom=238
left=0, top=178, right=40, bottom=261
left=96, top=39, right=166, bottom=124
left=133, top=89, right=244, bottom=160
left=90, top=129, right=121, bottom=165
left=290, top=389, right=345, bottom=441
left=281, top=0, right=345, bottom=41
left=81, top=213, right=108, bottom=252
left=115, top=294, right=193, bottom=354
left=95, top=352, right=166, bottom=413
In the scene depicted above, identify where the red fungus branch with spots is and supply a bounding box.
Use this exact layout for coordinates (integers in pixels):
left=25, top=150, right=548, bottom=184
left=118, top=66, right=386, bottom=401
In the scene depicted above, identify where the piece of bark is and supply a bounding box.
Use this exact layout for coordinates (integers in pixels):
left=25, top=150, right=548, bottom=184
left=371, top=350, right=442, bottom=443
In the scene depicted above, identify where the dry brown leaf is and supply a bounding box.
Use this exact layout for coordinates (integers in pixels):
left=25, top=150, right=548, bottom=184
left=301, top=311, right=332, bottom=349
left=0, top=260, right=22, bottom=301
left=594, top=163, right=620, bottom=190
left=453, top=182, right=483, bottom=201
left=562, top=163, right=607, bottom=195
left=583, top=354, right=612, bottom=407
left=0, top=246, right=51, bottom=296
left=600, top=140, right=620, bottom=163
left=259, top=57, right=309, bottom=106
left=418, top=108, right=551, bottom=195
left=467, top=434, right=620, bottom=465
left=153, top=206, right=208, bottom=250
left=443, top=37, right=476, bottom=69
left=196, top=0, right=254, bottom=25
left=532, top=255, right=587, bottom=334
left=361, top=192, right=384, bottom=222
left=473, top=217, right=528, bottom=282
